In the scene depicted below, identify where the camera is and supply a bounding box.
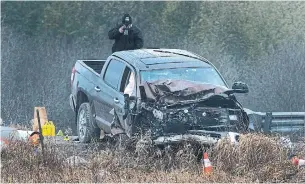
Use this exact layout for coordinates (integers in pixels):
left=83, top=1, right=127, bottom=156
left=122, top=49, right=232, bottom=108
left=123, top=24, right=130, bottom=35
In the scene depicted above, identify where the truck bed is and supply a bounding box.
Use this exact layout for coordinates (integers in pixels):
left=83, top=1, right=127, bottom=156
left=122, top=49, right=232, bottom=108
left=73, top=59, right=107, bottom=86
left=82, top=60, right=106, bottom=74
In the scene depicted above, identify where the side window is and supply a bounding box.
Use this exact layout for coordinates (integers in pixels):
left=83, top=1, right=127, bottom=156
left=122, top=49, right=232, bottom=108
left=104, top=59, right=126, bottom=90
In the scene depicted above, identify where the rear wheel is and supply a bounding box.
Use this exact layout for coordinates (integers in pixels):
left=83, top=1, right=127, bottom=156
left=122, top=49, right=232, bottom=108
left=77, top=102, right=100, bottom=143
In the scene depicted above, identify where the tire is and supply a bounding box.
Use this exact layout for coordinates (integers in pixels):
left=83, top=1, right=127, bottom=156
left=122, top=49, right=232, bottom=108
left=77, top=102, right=100, bottom=143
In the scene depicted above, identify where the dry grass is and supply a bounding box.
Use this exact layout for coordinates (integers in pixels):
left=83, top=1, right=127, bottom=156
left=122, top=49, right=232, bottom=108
left=212, top=133, right=301, bottom=182
left=1, top=133, right=304, bottom=183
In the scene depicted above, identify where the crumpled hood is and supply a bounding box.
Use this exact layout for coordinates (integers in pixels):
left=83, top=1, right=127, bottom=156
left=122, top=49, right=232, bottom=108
left=137, top=79, right=249, bottom=139
left=141, top=79, right=230, bottom=105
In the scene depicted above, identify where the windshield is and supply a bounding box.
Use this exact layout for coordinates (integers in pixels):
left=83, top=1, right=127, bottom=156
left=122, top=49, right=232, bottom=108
left=140, top=67, right=226, bottom=87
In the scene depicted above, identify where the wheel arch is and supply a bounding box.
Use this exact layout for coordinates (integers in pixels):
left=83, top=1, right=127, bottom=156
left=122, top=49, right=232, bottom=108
left=75, top=90, right=96, bottom=124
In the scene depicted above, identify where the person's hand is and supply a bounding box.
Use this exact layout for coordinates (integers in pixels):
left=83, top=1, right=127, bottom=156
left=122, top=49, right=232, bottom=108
left=119, top=25, right=126, bottom=33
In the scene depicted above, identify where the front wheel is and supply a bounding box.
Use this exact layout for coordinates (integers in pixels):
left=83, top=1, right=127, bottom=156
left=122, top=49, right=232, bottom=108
left=77, top=102, right=100, bottom=143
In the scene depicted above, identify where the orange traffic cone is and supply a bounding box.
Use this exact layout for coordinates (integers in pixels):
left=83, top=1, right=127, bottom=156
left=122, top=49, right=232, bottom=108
left=291, top=156, right=305, bottom=168
left=202, top=152, right=213, bottom=175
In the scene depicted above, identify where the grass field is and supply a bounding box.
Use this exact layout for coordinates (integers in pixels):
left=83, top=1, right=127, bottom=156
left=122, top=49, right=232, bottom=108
left=1, top=133, right=305, bottom=183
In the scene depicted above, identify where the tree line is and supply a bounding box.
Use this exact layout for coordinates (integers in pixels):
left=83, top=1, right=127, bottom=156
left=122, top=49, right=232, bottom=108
left=1, top=1, right=305, bottom=128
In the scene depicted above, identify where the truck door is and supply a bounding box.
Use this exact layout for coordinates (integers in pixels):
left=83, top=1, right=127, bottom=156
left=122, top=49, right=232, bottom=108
left=93, top=58, right=135, bottom=134
left=115, top=65, right=135, bottom=136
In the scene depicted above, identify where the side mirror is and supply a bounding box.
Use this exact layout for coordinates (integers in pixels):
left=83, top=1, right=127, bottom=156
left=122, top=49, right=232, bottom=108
left=232, top=82, right=249, bottom=93
left=123, top=94, right=137, bottom=120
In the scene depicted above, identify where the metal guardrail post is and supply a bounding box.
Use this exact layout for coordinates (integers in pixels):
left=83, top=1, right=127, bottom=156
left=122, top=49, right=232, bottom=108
left=264, top=112, right=272, bottom=133
left=249, top=113, right=263, bottom=132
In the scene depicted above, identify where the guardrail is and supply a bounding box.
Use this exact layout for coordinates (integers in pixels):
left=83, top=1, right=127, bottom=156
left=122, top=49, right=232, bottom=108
left=244, top=108, right=305, bottom=137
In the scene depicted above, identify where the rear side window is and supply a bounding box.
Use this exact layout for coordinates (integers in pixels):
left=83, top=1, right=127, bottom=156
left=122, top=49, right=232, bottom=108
left=104, top=59, right=126, bottom=90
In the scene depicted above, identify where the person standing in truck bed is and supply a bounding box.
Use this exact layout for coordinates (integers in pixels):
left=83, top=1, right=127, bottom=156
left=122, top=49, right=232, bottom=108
left=108, top=13, right=144, bottom=53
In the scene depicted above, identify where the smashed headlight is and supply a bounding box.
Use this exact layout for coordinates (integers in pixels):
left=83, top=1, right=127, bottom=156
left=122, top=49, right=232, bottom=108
left=229, top=115, right=238, bottom=121
left=153, top=109, right=163, bottom=120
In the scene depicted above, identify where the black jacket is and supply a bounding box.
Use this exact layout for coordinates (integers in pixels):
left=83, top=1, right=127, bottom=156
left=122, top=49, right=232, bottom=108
left=108, top=23, right=144, bottom=53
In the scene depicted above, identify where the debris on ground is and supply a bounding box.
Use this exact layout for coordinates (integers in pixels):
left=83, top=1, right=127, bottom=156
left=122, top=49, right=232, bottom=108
left=279, top=136, right=294, bottom=149
left=65, top=155, right=89, bottom=167
left=1, top=126, right=34, bottom=151
left=28, top=131, right=40, bottom=146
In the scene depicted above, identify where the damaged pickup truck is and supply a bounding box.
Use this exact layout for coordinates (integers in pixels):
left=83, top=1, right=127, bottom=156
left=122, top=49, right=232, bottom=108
left=69, top=49, right=249, bottom=146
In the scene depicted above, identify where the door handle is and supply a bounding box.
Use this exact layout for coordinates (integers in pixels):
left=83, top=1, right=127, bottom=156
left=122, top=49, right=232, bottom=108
left=95, top=86, right=101, bottom=92
left=114, top=98, right=119, bottom=103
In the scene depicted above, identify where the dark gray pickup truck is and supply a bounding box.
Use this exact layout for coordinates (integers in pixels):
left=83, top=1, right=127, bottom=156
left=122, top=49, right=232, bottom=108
left=69, top=49, right=250, bottom=145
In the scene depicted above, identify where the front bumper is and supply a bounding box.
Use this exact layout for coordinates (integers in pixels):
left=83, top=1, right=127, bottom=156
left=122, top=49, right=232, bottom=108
left=152, top=130, right=240, bottom=146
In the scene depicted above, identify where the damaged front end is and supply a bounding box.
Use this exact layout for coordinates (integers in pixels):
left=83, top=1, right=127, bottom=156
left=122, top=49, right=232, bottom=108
left=134, top=79, right=249, bottom=146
